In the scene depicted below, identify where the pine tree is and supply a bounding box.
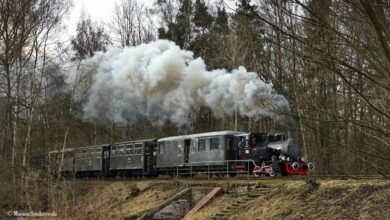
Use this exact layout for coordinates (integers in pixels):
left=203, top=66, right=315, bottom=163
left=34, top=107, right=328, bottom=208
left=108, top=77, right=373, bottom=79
left=193, top=0, right=213, bottom=33
left=213, top=6, right=229, bottom=34
left=157, top=0, right=193, bottom=48
left=71, top=16, right=110, bottom=60
left=176, top=0, right=193, bottom=48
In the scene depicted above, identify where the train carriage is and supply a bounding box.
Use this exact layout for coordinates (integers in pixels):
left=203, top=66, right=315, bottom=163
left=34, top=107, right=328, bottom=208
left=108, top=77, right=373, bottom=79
left=157, top=131, right=245, bottom=176
left=108, top=139, right=158, bottom=177
left=49, top=148, right=76, bottom=177
left=75, top=145, right=106, bottom=177
left=62, top=149, right=76, bottom=176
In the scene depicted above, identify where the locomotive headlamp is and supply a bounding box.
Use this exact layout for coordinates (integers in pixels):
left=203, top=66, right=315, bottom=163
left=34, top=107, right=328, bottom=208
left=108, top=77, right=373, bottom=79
left=308, top=163, right=314, bottom=170
left=245, top=149, right=250, bottom=154
left=292, top=162, right=299, bottom=170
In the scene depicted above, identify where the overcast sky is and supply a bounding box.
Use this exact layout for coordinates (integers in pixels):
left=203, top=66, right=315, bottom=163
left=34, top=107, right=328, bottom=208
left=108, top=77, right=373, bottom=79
left=66, top=0, right=235, bottom=37
left=66, top=0, right=154, bottom=37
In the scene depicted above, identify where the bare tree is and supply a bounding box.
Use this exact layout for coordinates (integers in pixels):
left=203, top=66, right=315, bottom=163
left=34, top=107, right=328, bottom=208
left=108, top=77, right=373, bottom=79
left=109, top=0, right=156, bottom=47
left=21, top=0, right=72, bottom=168
left=0, top=0, right=73, bottom=212
left=245, top=0, right=389, bottom=177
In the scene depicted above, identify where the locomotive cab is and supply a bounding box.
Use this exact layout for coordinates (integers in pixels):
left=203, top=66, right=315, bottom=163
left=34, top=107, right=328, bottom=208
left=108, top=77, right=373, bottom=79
left=234, top=132, right=313, bottom=176
left=235, top=132, right=275, bottom=163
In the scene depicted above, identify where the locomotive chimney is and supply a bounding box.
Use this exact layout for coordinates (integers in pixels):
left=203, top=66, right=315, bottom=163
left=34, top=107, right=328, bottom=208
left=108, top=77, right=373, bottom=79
left=288, top=130, right=295, bottom=139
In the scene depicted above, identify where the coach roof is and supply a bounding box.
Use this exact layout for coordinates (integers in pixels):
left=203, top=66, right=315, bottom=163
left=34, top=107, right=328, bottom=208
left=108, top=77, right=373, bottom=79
left=157, top=130, right=245, bottom=142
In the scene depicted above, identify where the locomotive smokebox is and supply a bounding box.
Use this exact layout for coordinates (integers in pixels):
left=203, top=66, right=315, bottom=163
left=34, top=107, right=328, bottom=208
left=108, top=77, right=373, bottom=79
left=287, top=138, right=300, bottom=158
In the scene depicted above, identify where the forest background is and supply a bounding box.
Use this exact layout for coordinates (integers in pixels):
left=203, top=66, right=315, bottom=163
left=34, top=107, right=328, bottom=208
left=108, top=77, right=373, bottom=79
left=0, top=0, right=389, bottom=212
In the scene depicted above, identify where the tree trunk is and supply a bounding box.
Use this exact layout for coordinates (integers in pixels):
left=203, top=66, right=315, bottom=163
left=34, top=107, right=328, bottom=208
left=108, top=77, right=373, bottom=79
left=58, top=126, right=70, bottom=176
left=11, top=79, right=20, bottom=165
left=22, top=106, right=34, bottom=167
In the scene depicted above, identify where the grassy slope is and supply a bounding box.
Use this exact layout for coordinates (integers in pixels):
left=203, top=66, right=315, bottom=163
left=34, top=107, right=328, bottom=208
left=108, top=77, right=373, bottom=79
left=63, top=180, right=181, bottom=219
left=192, top=179, right=390, bottom=220
left=59, top=179, right=389, bottom=220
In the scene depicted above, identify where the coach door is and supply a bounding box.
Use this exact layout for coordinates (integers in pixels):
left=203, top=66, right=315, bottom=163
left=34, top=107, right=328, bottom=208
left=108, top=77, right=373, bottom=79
left=226, top=136, right=235, bottom=160
left=102, top=145, right=110, bottom=175
left=143, top=143, right=150, bottom=174
left=144, top=142, right=157, bottom=174
left=184, top=139, right=190, bottom=164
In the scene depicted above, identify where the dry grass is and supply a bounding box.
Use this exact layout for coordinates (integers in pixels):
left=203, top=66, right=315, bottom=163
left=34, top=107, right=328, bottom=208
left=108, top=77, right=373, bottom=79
left=227, top=180, right=390, bottom=220
left=49, top=179, right=181, bottom=220
left=47, top=178, right=389, bottom=220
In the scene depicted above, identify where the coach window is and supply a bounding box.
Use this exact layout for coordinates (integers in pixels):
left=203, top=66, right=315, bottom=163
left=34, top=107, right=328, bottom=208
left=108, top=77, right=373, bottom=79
left=111, top=146, right=117, bottom=157
left=191, top=139, right=198, bottom=152
left=210, top=137, right=220, bottom=150
left=135, top=143, right=143, bottom=154
left=166, top=141, right=174, bottom=154
left=126, top=144, right=133, bottom=155
left=96, top=148, right=101, bottom=158
left=118, top=145, right=125, bottom=155
left=82, top=149, right=87, bottom=158
left=159, top=143, right=164, bottom=154
left=175, top=140, right=182, bottom=151
left=198, top=138, right=206, bottom=152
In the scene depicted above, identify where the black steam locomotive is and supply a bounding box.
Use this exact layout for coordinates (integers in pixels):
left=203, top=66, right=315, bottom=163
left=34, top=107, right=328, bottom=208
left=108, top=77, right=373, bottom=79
left=49, top=131, right=313, bottom=178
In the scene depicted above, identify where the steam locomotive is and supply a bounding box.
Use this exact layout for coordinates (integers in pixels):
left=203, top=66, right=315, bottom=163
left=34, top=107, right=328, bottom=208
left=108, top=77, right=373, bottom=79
left=49, top=131, right=313, bottom=178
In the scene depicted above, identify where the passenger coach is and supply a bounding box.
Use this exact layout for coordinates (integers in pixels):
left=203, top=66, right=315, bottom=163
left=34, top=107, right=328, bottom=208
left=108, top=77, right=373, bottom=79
left=156, top=131, right=244, bottom=176
left=108, top=139, right=158, bottom=177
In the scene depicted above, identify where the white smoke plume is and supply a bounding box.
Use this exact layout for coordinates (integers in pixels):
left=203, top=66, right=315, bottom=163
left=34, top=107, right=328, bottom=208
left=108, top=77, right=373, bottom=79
left=82, top=40, right=291, bottom=125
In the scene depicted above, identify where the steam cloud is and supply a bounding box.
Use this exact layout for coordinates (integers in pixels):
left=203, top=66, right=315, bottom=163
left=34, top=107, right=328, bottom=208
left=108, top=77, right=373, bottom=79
left=82, top=40, right=291, bottom=126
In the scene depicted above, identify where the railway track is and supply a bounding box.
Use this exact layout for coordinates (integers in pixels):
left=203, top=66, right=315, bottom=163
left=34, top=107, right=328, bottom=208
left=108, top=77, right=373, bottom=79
left=70, top=174, right=385, bottom=182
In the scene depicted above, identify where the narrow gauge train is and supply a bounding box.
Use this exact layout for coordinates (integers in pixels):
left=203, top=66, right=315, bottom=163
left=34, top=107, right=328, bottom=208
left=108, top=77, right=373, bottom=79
left=49, top=131, right=313, bottom=178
